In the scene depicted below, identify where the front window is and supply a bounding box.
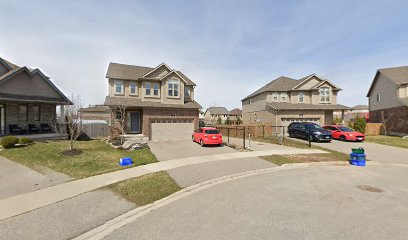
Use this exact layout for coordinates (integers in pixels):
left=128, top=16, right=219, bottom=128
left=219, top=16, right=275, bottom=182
left=130, top=81, right=138, bottom=95
left=319, top=87, right=330, bottom=103
left=114, top=80, right=124, bottom=95
left=168, top=79, right=179, bottom=97
left=32, top=105, right=40, bottom=121
left=153, top=83, right=159, bottom=96
left=19, top=105, right=28, bottom=121
left=298, top=92, right=304, bottom=103
left=145, top=82, right=151, bottom=96
left=281, top=94, right=287, bottom=102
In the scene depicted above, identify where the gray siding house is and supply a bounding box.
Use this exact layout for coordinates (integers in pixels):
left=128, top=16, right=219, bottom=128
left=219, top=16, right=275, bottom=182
left=0, top=57, right=71, bottom=135
left=242, top=74, right=349, bottom=127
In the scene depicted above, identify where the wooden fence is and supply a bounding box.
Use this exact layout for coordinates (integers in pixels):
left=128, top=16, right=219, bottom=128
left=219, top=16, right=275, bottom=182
left=209, top=124, right=287, bottom=139
left=81, top=123, right=110, bottom=139
left=365, top=123, right=383, bottom=136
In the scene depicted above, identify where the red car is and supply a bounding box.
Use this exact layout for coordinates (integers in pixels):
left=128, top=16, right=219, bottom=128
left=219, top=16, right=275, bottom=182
left=323, top=125, right=365, bottom=142
left=192, top=127, right=223, bottom=146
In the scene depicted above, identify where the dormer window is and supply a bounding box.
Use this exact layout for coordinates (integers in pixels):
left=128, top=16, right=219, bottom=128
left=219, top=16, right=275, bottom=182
left=168, top=78, right=179, bottom=97
left=145, top=82, right=151, bottom=96
left=114, top=80, right=124, bottom=95
left=319, top=87, right=330, bottom=103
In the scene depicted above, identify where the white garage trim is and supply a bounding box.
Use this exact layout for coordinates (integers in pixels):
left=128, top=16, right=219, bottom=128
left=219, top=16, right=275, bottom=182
left=150, top=119, right=194, bottom=141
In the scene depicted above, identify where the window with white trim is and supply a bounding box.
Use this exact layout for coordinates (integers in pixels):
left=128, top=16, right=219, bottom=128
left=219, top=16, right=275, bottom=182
left=272, top=93, right=278, bottom=102
left=168, top=78, right=179, bottom=97
left=319, top=87, right=330, bottom=103
left=130, top=81, right=138, bottom=95
left=281, top=93, right=287, bottom=102
left=114, top=80, right=124, bottom=95
left=298, top=91, right=305, bottom=103
left=145, top=82, right=151, bottom=96
left=376, top=93, right=381, bottom=102
left=153, top=83, right=160, bottom=96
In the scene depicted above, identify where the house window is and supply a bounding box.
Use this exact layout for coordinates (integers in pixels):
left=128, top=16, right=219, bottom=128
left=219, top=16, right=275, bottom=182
left=19, top=105, right=28, bottom=121
left=145, top=82, right=151, bottom=96
left=168, top=78, right=179, bottom=97
left=272, top=93, right=278, bottom=102
left=319, top=87, right=330, bottom=103
left=153, top=83, right=160, bottom=96
left=130, top=81, right=138, bottom=95
left=184, top=87, right=190, bottom=98
left=376, top=93, right=381, bottom=102
left=115, top=111, right=123, bottom=120
left=249, top=98, right=252, bottom=105
left=114, top=80, right=124, bottom=95
left=298, top=92, right=305, bottom=103
left=32, top=105, right=40, bottom=121
left=281, top=94, right=287, bottom=102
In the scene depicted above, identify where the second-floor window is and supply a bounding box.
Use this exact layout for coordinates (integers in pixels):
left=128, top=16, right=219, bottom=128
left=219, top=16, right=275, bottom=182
left=319, top=87, right=330, bottom=103
left=298, top=92, right=305, bottom=103
left=281, top=93, right=287, bottom=102
left=114, top=80, right=124, bottom=95
left=168, top=79, right=179, bottom=97
left=376, top=93, right=381, bottom=102
left=272, top=93, right=278, bottom=102
left=153, top=83, right=159, bottom=96
left=184, top=87, right=190, bottom=98
left=145, top=83, right=151, bottom=96
left=130, top=81, right=138, bottom=95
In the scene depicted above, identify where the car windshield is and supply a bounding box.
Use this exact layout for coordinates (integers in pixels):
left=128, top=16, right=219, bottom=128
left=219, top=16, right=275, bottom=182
left=339, top=127, right=353, bottom=132
left=306, top=124, right=322, bottom=130
left=205, top=130, right=219, bottom=134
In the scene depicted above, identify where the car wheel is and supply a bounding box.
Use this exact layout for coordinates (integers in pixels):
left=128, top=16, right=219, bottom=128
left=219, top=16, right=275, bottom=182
left=339, top=135, right=346, bottom=141
left=200, top=139, right=205, bottom=147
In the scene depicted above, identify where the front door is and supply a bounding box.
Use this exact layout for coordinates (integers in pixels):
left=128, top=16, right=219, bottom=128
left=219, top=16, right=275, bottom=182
left=130, top=111, right=140, bottom=133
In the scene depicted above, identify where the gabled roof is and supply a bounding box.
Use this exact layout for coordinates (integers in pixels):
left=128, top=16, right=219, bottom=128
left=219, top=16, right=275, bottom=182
left=79, top=105, right=110, bottom=112
left=229, top=108, right=242, bottom=115
left=0, top=58, right=72, bottom=104
left=105, top=62, right=197, bottom=86
left=205, top=107, right=230, bottom=115
left=0, top=57, right=20, bottom=71
left=242, top=74, right=342, bottom=101
left=367, top=66, right=408, bottom=97
left=351, top=105, right=368, bottom=110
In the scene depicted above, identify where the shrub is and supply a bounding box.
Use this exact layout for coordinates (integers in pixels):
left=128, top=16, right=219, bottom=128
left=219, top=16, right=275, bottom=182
left=216, top=116, right=222, bottom=125
left=333, top=117, right=342, bottom=124
left=354, top=116, right=367, bottom=133
left=0, top=136, right=19, bottom=148
left=224, top=117, right=230, bottom=125
left=18, top=137, right=33, bottom=144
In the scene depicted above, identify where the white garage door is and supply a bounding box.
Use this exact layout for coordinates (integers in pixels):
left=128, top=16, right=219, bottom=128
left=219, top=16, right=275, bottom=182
left=150, top=119, right=194, bottom=141
left=280, top=118, right=321, bottom=127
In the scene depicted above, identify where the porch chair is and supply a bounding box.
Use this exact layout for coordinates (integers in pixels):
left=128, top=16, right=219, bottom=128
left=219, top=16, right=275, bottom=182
left=40, top=123, right=53, bottom=133
left=28, top=124, right=40, bottom=134
left=9, top=125, right=24, bottom=135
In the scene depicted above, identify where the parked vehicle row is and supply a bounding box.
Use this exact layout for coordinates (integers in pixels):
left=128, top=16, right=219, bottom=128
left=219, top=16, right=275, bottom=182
left=287, top=122, right=365, bottom=142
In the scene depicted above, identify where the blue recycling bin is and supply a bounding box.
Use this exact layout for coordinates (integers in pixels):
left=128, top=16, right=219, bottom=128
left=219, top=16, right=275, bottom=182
left=349, top=153, right=366, bottom=166
left=119, top=157, right=133, bottom=166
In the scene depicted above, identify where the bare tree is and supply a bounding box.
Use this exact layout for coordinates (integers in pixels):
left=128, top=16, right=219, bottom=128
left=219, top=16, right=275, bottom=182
left=380, top=110, right=391, bottom=135
left=109, top=101, right=127, bottom=144
left=54, top=95, right=83, bottom=151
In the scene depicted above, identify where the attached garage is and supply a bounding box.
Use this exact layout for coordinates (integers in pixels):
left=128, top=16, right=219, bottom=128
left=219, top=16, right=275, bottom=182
left=150, top=119, right=194, bottom=141
left=280, top=118, right=320, bottom=127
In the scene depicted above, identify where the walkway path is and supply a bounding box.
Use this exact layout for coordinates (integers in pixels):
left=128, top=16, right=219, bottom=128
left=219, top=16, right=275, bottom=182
left=0, top=147, right=325, bottom=220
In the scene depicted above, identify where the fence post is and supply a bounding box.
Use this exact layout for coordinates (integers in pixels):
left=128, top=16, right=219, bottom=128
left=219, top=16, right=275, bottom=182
left=263, top=125, right=265, bottom=138
left=282, top=126, right=285, bottom=140
left=227, top=128, right=230, bottom=143
left=243, top=127, right=246, bottom=149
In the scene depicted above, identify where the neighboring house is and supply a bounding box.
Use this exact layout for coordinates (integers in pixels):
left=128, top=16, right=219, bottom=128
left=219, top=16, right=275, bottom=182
left=229, top=108, right=242, bottom=125
left=241, top=74, right=349, bottom=127
left=79, top=105, right=110, bottom=122
left=334, top=105, right=369, bottom=122
left=103, top=62, right=201, bottom=140
left=204, top=107, right=230, bottom=124
left=0, top=57, right=71, bottom=135
left=367, top=66, right=408, bottom=134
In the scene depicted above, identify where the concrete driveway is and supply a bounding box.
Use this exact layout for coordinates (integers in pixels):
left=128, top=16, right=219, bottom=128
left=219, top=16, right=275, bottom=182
left=0, top=157, right=71, bottom=199
left=294, top=138, right=408, bottom=164
left=149, top=140, right=275, bottom=187
left=104, top=163, right=408, bottom=240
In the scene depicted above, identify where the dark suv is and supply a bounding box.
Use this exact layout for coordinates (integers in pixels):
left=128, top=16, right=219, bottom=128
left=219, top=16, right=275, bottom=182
left=287, top=122, right=332, bottom=142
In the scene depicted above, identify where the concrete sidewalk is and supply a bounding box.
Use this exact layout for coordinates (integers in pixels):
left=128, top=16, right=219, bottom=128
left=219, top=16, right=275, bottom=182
left=0, top=147, right=325, bottom=221
left=224, top=137, right=296, bottom=151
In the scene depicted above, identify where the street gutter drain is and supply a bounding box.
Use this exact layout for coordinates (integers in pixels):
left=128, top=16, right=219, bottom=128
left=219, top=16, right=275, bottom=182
left=357, top=185, right=384, bottom=193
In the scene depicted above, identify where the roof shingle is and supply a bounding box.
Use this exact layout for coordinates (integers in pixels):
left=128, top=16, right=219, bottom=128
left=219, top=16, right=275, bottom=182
left=267, top=102, right=350, bottom=111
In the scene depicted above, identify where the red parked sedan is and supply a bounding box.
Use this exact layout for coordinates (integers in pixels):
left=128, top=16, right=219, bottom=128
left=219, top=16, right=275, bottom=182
left=192, top=127, right=223, bottom=147
left=323, top=125, right=365, bottom=142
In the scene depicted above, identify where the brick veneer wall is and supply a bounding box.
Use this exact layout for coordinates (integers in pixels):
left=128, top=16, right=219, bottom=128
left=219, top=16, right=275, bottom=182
left=369, top=106, right=408, bottom=134
left=142, top=107, right=199, bottom=138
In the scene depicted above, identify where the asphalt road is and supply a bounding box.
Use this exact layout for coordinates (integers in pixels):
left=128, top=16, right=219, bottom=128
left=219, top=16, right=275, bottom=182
left=104, top=164, right=408, bottom=240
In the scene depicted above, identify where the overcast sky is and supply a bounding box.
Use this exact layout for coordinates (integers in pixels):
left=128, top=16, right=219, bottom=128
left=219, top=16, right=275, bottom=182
left=1, top=0, right=408, bottom=110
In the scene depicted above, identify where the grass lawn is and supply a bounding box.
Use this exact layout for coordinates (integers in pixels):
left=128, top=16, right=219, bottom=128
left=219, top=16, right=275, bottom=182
left=107, top=171, right=182, bottom=206
left=257, top=136, right=350, bottom=164
left=0, top=140, right=157, bottom=178
left=365, top=136, right=408, bottom=149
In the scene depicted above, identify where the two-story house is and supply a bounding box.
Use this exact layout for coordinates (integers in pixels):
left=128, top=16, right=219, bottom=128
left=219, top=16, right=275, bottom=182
left=0, top=57, right=71, bottom=135
left=241, top=74, right=349, bottom=127
left=103, top=62, right=202, bottom=141
left=203, top=107, right=230, bottom=124
left=367, top=66, right=408, bottom=135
